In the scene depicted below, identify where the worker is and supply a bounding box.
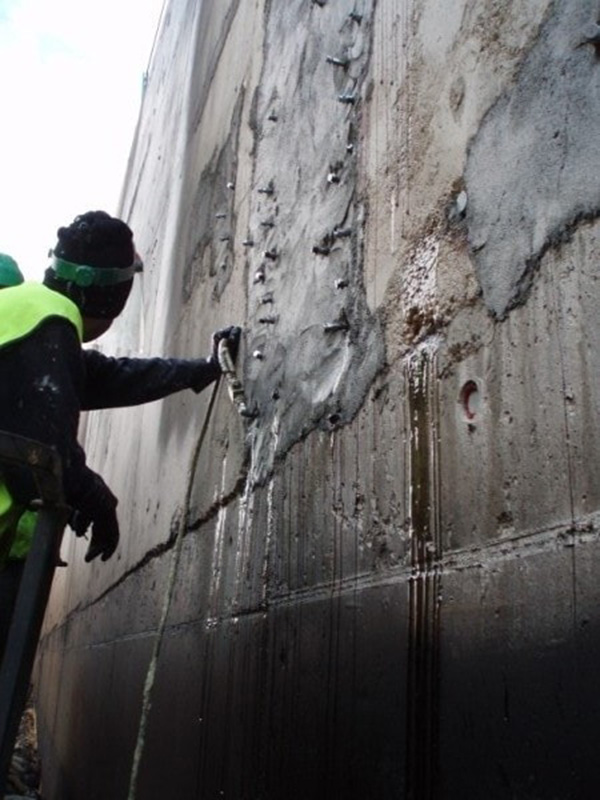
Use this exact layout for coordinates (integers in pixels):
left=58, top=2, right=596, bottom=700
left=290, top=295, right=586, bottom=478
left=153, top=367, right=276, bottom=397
left=0, top=253, right=24, bottom=287
left=0, top=211, right=240, bottom=649
left=0, top=253, right=37, bottom=565
left=0, top=253, right=37, bottom=660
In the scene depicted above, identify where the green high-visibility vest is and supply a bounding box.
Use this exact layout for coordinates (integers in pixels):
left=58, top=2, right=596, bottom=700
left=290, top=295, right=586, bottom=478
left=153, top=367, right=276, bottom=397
left=0, top=282, right=83, bottom=564
left=0, top=282, right=83, bottom=349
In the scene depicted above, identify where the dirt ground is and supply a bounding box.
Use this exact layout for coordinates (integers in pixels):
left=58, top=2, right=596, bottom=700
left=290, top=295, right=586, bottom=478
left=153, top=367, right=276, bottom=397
left=4, top=703, right=42, bottom=799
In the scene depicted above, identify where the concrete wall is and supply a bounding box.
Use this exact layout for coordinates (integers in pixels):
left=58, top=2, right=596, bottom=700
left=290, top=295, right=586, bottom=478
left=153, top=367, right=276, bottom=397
left=35, top=0, right=600, bottom=797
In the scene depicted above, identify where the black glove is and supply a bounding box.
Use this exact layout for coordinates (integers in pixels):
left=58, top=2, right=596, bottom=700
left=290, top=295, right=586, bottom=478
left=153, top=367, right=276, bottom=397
left=189, top=327, right=242, bottom=393
left=211, top=326, right=241, bottom=364
left=84, top=506, right=120, bottom=563
left=69, top=474, right=120, bottom=562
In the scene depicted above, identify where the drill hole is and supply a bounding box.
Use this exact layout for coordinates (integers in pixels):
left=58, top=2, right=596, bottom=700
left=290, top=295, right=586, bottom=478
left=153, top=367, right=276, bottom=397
left=459, top=380, right=480, bottom=421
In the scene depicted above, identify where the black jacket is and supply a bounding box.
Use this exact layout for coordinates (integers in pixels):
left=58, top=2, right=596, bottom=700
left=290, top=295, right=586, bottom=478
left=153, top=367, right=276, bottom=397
left=0, top=317, right=220, bottom=521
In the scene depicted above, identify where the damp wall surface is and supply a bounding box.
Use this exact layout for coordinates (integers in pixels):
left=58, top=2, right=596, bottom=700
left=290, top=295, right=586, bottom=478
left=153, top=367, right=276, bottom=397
left=35, top=0, right=600, bottom=797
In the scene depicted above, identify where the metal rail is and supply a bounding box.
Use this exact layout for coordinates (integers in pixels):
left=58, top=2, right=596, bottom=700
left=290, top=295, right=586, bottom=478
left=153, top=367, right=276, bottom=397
left=0, top=431, right=69, bottom=794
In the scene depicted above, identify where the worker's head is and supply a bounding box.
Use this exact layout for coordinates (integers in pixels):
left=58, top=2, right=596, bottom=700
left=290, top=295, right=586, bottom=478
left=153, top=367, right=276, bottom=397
left=0, top=253, right=24, bottom=288
left=43, top=210, right=142, bottom=342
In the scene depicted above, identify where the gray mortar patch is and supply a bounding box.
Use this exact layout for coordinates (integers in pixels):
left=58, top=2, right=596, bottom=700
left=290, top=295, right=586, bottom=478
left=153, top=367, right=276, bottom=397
left=465, top=0, right=600, bottom=318
left=245, top=0, right=384, bottom=483
left=181, top=89, right=245, bottom=305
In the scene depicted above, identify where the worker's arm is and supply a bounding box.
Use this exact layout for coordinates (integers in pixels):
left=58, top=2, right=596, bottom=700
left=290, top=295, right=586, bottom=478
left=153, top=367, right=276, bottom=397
left=81, top=351, right=220, bottom=409
left=81, top=326, right=240, bottom=410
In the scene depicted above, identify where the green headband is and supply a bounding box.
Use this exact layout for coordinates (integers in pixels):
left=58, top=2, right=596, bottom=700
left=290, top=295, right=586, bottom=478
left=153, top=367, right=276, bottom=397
left=50, top=255, right=143, bottom=287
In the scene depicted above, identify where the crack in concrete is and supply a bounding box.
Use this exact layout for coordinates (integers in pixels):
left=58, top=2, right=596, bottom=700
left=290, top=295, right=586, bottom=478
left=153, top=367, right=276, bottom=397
left=45, top=467, right=250, bottom=635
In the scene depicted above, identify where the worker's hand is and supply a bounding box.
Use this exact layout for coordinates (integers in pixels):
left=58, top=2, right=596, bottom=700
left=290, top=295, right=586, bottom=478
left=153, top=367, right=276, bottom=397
left=211, top=326, right=241, bottom=364
left=68, top=472, right=120, bottom=562
left=84, top=507, right=120, bottom=562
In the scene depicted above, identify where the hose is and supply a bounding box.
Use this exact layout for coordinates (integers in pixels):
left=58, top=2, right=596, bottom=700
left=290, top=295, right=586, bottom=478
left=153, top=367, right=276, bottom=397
left=127, top=339, right=249, bottom=798
left=127, top=375, right=220, bottom=799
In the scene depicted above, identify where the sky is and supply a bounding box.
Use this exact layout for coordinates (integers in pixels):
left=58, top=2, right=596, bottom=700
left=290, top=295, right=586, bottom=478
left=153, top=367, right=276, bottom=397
left=0, top=0, right=164, bottom=280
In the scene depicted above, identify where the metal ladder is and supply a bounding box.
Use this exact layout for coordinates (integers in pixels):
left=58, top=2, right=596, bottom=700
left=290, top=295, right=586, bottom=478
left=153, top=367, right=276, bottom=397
left=0, top=431, right=69, bottom=794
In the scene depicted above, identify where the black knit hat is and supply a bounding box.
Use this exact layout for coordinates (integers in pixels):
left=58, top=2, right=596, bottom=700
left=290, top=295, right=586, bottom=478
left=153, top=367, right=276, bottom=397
left=43, top=210, right=136, bottom=319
